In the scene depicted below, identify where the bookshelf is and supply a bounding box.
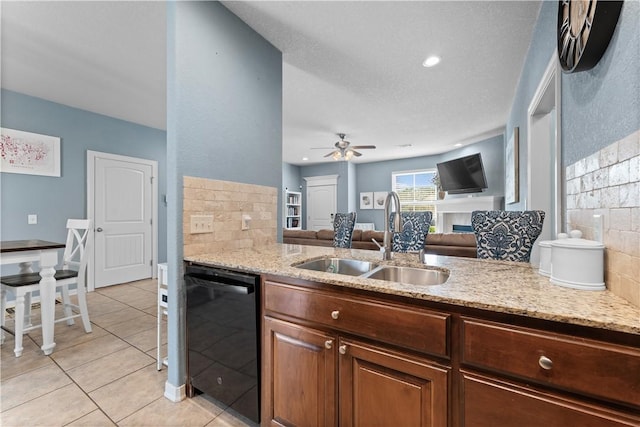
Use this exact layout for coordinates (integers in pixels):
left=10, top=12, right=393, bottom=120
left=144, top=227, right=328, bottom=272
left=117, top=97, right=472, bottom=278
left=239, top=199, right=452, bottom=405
left=284, top=190, right=302, bottom=230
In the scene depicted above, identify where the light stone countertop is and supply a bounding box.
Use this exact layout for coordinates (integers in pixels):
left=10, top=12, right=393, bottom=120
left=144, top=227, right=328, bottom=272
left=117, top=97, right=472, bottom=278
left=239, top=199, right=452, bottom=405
left=185, top=243, right=640, bottom=335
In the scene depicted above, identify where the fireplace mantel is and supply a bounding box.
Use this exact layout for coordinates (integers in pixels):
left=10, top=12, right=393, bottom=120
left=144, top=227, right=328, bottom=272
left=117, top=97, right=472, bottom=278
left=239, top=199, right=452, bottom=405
left=434, top=195, right=504, bottom=232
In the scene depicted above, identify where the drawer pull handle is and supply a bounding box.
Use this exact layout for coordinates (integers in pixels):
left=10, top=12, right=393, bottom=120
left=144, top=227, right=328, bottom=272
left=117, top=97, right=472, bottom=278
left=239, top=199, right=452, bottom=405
left=538, top=355, right=553, bottom=370
left=339, top=345, right=347, bottom=355
left=324, top=340, right=333, bottom=350
left=331, top=310, right=340, bottom=320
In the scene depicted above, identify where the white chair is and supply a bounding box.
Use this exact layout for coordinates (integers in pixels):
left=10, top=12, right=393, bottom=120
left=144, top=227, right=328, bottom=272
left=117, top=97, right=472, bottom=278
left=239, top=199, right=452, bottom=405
left=1, top=219, right=93, bottom=357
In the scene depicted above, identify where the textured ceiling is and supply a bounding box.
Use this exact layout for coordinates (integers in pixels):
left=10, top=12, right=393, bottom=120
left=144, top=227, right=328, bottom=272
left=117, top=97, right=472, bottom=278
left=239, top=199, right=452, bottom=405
left=1, top=1, right=542, bottom=166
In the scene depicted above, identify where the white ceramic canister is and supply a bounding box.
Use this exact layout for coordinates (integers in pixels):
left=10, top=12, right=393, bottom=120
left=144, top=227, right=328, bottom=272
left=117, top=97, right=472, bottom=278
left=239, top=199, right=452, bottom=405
left=539, top=233, right=568, bottom=277
left=537, top=240, right=553, bottom=277
left=550, top=230, right=605, bottom=291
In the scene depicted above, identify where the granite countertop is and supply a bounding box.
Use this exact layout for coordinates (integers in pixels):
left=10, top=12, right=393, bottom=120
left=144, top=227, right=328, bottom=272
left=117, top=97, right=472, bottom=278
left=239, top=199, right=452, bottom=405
left=185, top=243, right=640, bottom=335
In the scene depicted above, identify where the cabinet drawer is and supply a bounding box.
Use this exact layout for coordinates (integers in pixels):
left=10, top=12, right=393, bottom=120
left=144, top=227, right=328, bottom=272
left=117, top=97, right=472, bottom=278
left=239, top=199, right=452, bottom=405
left=461, top=318, right=640, bottom=408
left=264, top=280, right=450, bottom=358
left=462, top=372, right=640, bottom=427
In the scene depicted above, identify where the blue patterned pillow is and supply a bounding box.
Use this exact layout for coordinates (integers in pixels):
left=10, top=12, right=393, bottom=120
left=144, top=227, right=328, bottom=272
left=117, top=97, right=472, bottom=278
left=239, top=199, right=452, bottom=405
left=390, top=211, right=433, bottom=252
left=471, top=210, right=545, bottom=262
left=333, top=212, right=357, bottom=248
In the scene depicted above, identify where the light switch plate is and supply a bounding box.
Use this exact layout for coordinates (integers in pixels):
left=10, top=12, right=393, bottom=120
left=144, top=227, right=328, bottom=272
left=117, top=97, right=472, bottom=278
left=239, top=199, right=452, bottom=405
left=190, top=215, right=214, bottom=234
left=28, top=214, right=38, bottom=225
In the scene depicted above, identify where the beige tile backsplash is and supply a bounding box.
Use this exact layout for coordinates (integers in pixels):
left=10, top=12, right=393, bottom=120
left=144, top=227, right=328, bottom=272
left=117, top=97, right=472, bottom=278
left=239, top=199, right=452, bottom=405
left=183, top=176, right=277, bottom=258
left=566, top=130, right=640, bottom=307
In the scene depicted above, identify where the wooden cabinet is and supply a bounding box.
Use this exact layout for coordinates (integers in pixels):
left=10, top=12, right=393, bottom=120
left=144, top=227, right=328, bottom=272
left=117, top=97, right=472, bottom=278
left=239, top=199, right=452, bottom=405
left=262, top=276, right=640, bottom=427
left=461, top=318, right=640, bottom=408
left=262, top=279, right=450, bottom=427
left=339, top=337, right=448, bottom=427
left=460, top=318, right=640, bottom=427
left=262, top=317, right=336, bottom=427
left=461, top=373, right=639, bottom=427
left=285, top=190, right=302, bottom=230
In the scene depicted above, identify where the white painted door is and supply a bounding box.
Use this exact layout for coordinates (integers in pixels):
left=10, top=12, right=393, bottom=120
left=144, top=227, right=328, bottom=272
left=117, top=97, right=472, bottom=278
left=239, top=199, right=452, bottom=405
left=91, top=153, right=155, bottom=288
left=307, top=184, right=336, bottom=230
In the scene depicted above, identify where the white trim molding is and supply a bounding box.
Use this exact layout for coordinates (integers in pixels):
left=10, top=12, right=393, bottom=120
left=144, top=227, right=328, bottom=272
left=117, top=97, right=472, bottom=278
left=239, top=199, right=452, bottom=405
left=303, top=174, right=339, bottom=187
left=164, top=381, right=186, bottom=402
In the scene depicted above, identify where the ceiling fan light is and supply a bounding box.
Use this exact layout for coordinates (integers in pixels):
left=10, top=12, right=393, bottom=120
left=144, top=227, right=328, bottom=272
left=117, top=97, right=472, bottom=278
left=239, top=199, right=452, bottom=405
left=344, top=150, right=354, bottom=160
left=423, top=55, right=441, bottom=67
left=332, top=151, right=342, bottom=160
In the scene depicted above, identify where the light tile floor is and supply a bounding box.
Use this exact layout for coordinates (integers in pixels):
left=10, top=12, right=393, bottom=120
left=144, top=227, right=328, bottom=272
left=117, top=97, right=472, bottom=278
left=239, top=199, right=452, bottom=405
left=1, top=279, right=255, bottom=427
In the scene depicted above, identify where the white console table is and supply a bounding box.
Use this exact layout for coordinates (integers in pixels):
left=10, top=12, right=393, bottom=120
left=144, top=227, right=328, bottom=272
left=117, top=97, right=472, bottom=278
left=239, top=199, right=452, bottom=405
left=434, top=196, right=503, bottom=232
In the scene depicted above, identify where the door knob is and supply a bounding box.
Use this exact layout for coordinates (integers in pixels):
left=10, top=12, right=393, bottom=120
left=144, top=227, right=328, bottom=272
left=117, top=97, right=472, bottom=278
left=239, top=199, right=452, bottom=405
left=96, top=227, right=103, bottom=232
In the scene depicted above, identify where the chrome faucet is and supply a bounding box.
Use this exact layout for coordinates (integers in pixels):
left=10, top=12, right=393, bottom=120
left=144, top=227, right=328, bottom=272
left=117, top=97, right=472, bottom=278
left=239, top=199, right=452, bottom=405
left=381, top=191, right=402, bottom=260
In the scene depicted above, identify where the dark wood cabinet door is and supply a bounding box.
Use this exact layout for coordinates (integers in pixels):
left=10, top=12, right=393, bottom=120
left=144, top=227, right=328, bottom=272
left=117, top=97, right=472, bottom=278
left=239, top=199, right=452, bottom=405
left=461, top=373, right=640, bottom=427
left=262, top=316, right=336, bottom=427
left=339, top=338, right=449, bottom=427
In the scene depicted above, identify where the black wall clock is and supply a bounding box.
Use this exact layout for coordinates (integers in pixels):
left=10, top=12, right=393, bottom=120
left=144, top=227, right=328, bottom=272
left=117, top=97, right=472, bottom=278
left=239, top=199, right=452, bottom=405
left=557, top=0, right=623, bottom=73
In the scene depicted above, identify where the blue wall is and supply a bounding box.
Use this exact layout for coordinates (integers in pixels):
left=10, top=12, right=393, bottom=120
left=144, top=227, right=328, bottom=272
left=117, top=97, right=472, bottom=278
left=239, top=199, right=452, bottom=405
left=166, top=1, right=282, bottom=391
left=293, top=135, right=503, bottom=230
left=0, top=89, right=167, bottom=272
left=507, top=0, right=639, bottom=210
left=562, top=0, right=639, bottom=164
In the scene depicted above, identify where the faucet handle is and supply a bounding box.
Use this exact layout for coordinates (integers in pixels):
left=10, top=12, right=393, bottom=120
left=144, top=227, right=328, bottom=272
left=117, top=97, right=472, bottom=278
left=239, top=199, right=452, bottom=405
left=371, top=238, right=383, bottom=250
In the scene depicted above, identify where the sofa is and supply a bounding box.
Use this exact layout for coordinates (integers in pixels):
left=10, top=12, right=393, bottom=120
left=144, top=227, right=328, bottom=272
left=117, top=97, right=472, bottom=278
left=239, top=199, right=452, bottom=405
left=282, top=229, right=477, bottom=258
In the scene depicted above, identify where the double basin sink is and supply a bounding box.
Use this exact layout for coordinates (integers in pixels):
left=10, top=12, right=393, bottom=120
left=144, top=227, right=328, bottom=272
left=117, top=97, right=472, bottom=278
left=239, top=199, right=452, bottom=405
left=293, top=257, right=449, bottom=286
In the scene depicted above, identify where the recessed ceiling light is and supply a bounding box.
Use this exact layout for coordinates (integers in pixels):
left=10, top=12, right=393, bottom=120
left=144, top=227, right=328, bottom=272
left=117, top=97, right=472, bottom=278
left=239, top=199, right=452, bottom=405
left=302, top=157, right=308, bottom=161
left=454, top=143, right=463, bottom=147
left=422, top=56, right=441, bottom=68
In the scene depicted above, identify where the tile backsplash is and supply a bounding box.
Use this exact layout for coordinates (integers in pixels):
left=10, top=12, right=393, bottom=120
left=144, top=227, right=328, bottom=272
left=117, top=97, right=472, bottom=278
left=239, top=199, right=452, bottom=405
left=183, top=176, right=277, bottom=258
left=566, top=130, right=639, bottom=307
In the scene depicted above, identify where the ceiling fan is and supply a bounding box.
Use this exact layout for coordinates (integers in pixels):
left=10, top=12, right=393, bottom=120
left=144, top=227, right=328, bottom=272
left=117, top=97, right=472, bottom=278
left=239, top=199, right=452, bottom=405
left=316, top=133, right=376, bottom=161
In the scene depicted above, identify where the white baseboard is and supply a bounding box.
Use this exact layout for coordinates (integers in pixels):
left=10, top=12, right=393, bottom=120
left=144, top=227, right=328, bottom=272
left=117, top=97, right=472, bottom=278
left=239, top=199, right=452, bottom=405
left=164, top=381, right=186, bottom=402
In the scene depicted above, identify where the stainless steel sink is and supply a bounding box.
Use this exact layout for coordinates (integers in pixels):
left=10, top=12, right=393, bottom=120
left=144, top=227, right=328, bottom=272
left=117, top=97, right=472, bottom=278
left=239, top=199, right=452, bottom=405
left=294, top=258, right=380, bottom=276
left=294, top=257, right=448, bottom=286
left=363, top=265, right=449, bottom=286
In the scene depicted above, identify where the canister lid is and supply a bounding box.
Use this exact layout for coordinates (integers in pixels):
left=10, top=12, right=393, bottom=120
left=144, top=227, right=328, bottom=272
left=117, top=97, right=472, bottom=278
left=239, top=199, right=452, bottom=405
left=550, top=230, right=605, bottom=249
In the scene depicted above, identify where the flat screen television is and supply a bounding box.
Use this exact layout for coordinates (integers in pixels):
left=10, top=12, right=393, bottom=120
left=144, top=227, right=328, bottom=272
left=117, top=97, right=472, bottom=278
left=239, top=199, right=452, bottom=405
left=436, top=153, right=488, bottom=195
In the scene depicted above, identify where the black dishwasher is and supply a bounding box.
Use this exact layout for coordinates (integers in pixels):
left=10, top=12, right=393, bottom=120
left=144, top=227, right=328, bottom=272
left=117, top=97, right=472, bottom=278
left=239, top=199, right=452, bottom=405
left=184, top=262, right=260, bottom=424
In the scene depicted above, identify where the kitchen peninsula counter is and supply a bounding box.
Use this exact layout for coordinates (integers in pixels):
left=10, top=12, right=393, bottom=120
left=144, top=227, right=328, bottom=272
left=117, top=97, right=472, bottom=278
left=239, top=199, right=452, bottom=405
left=185, top=243, right=640, bottom=335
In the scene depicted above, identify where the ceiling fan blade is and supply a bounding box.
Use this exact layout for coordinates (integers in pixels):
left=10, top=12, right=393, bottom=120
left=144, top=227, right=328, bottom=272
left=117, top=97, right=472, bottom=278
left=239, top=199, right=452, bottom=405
left=351, top=150, right=363, bottom=157
left=324, top=150, right=339, bottom=158
left=350, top=145, right=376, bottom=150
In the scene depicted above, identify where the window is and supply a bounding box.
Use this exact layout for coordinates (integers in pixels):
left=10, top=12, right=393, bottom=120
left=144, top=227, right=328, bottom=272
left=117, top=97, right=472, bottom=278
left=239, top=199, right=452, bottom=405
left=392, top=170, right=437, bottom=220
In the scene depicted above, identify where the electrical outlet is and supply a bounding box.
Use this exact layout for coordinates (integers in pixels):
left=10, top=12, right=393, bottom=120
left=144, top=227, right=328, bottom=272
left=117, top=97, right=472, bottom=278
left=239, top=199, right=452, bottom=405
left=242, top=214, right=251, bottom=231
left=28, top=214, right=38, bottom=225
left=190, top=215, right=214, bottom=234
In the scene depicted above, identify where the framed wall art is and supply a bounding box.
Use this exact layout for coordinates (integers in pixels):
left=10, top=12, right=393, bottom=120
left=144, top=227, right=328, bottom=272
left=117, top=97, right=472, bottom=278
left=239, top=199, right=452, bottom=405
left=359, top=192, right=373, bottom=209
left=0, top=128, right=61, bottom=177
left=505, top=127, right=519, bottom=204
left=373, top=191, right=387, bottom=210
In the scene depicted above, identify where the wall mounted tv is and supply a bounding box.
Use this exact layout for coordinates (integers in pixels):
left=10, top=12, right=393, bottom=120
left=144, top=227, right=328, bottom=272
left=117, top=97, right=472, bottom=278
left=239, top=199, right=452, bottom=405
left=436, top=153, right=488, bottom=195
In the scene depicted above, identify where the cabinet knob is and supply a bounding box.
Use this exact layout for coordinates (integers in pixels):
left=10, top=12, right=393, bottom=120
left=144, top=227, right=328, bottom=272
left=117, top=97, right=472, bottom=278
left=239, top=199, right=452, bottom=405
left=331, top=310, right=340, bottom=320
left=339, top=345, right=347, bottom=355
left=324, top=340, right=333, bottom=350
left=538, top=355, right=553, bottom=370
